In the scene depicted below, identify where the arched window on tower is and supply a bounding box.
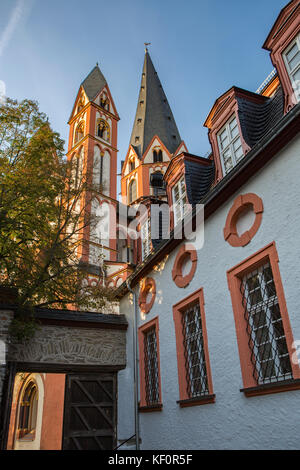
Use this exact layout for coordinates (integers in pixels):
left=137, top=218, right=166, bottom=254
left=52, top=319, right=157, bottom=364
left=71, top=148, right=83, bottom=189
left=97, top=119, right=110, bottom=142
left=18, top=381, right=38, bottom=439
left=128, top=179, right=137, bottom=204
left=74, top=121, right=84, bottom=144
left=77, top=96, right=85, bottom=114
left=129, top=158, right=135, bottom=173
left=100, top=93, right=110, bottom=112
left=153, top=149, right=163, bottom=163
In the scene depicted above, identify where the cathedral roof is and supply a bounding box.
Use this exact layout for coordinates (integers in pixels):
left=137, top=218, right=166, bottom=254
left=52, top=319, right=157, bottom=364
left=81, top=65, right=107, bottom=101
left=129, top=50, right=182, bottom=158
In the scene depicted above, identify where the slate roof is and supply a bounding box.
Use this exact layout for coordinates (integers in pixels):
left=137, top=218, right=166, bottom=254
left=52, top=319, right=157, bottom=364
left=237, top=85, right=284, bottom=148
left=184, top=158, right=215, bottom=205
left=129, top=51, right=182, bottom=158
left=150, top=155, right=214, bottom=251
left=81, top=65, right=107, bottom=101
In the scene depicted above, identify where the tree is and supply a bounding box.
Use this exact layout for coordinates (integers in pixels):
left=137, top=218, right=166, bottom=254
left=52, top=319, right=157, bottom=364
left=0, top=98, right=111, bottom=339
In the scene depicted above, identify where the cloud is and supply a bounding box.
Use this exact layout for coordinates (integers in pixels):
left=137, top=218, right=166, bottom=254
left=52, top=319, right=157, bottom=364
left=0, top=0, right=27, bottom=57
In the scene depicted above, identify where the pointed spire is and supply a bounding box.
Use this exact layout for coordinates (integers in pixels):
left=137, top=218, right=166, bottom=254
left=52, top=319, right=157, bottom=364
left=81, top=64, right=107, bottom=101
left=129, top=50, right=182, bottom=158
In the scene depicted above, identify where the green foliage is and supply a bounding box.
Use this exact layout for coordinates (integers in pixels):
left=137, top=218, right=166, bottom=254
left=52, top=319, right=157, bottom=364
left=0, top=98, right=111, bottom=339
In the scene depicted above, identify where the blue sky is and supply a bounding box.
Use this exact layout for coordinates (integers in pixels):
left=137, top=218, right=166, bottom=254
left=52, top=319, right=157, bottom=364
left=0, top=0, right=287, bottom=192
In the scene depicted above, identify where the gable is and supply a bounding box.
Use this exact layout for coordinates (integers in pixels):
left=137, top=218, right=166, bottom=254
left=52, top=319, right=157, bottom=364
left=263, top=0, right=300, bottom=50
left=142, top=135, right=171, bottom=164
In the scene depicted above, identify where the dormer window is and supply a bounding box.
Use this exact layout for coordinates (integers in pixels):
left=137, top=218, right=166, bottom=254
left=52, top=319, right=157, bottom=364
left=141, top=217, right=151, bottom=261
left=217, top=115, right=243, bottom=175
left=283, top=33, right=300, bottom=103
left=172, top=176, right=187, bottom=225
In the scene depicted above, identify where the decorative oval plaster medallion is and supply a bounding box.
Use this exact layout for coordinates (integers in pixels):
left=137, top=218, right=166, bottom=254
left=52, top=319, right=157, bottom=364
left=138, top=277, right=156, bottom=313
left=223, top=193, right=264, bottom=247
left=172, top=244, right=198, bottom=288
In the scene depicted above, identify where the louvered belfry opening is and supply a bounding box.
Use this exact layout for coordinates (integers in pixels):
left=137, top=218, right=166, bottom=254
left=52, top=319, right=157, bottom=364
left=240, top=261, right=292, bottom=385
left=181, top=302, right=209, bottom=398
left=144, top=328, right=160, bottom=405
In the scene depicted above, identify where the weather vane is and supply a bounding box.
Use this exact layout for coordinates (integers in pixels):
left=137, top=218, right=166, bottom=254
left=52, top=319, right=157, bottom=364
left=144, top=42, right=151, bottom=52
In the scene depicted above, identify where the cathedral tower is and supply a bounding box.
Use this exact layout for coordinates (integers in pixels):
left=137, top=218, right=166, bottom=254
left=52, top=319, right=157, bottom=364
left=67, top=65, right=120, bottom=280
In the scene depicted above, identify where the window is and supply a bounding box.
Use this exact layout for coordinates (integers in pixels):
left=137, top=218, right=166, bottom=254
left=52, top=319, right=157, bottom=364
left=172, top=176, right=187, bottom=225
left=18, top=381, right=38, bottom=439
left=173, top=289, right=215, bottom=407
left=129, top=159, right=135, bottom=172
left=217, top=115, right=244, bottom=175
left=141, top=217, right=151, bottom=260
left=77, top=96, right=84, bottom=114
left=74, top=122, right=84, bottom=144
left=97, top=119, right=110, bottom=142
left=138, top=317, right=162, bottom=410
left=283, top=33, right=300, bottom=102
left=153, top=149, right=163, bottom=163
left=100, top=94, right=110, bottom=111
left=227, top=242, right=300, bottom=396
left=128, top=179, right=137, bottom=203
left=241, top=262, right=292, bottom=384
left=150, top=171, right=165, bottom=196
left=71, top=148, right=83, bottom=189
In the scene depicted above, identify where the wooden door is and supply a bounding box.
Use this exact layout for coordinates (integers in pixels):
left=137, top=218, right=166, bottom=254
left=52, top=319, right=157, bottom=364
left=62, top=373, right=117, bottom=450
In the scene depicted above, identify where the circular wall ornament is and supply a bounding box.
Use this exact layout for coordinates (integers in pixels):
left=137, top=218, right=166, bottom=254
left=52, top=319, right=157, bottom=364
left=138, top=277, right=156, bottom=314
left=223, top=193, right=264, bottom=247
left=172, top=244, right=198, bottom=288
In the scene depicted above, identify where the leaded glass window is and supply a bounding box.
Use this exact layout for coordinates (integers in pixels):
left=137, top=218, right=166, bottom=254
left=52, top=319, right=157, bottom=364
left=181, top=302, right=209, bottom=397
left=240, top=262, right=292, bottom=384
left=144, top=327, right=160, bottom=405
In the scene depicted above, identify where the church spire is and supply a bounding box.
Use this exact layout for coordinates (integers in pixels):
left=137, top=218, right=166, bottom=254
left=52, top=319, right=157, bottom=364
left=81, top=64, right=107, bottom=102
left=129, top=50, right=182, bottom=158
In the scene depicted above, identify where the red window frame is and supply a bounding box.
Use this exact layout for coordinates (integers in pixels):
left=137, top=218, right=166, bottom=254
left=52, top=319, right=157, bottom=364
left=138, top=316, right=163, bottom=412
left=227, top=241, right=300, bottom=397
left=173, top=288, right=215, bottom=407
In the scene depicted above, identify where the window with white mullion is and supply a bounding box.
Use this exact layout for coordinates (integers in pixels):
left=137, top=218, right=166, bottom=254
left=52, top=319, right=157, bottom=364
left=172, top=176, right=187, bottom=225
left=283, top=33, right=300, bottom=102
left=217, top=115, right=244, bottom=175
left=242, top=263, right=292, bottom=384
left=141, top=218, right=151, bottom=261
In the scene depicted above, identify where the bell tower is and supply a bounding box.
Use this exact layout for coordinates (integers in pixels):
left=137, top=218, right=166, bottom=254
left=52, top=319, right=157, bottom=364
left=67, top=64, right=120, bottom=278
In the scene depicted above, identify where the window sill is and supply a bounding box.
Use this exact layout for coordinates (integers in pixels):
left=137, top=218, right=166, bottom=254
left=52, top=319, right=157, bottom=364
left=177, top=394, right=216, bottom=408
left=241, top=378, right=300, bottom=397
left=138, top=403, right=163, bottom=413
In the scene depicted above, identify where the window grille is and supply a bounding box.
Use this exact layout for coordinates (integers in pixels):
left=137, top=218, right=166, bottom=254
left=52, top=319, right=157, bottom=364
left=240, top=262, right=292, bottom=385
left=181, top=302, right=209, bottom=397
left=144, top=327, right=160, bottom=405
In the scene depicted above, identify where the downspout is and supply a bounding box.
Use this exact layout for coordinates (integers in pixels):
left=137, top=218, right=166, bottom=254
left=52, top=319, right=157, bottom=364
left=126, top=278, right=140, bottom=451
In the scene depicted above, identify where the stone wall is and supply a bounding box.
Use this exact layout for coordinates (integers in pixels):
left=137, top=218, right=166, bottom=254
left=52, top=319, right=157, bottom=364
left=7, top=324, right=126, bottom=366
